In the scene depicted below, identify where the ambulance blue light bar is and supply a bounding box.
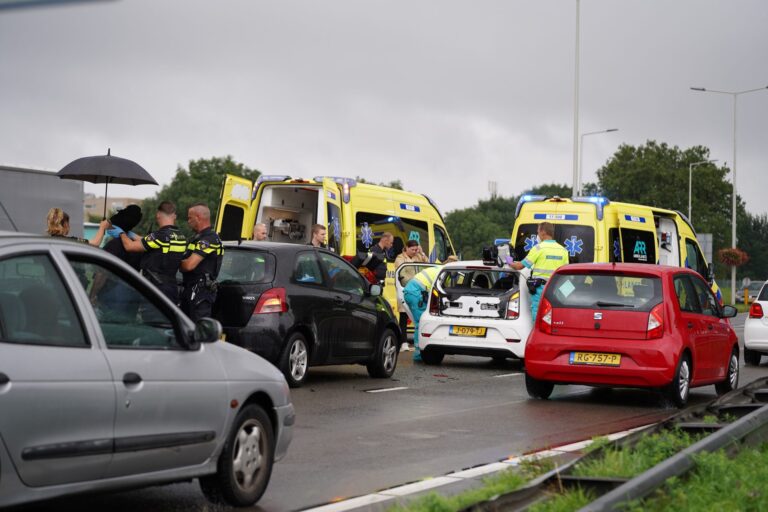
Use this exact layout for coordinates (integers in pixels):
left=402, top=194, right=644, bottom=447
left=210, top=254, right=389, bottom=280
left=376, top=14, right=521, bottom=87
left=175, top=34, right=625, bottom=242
left=572, top=196, right=610, bottom=221
left=255, top=174, right=292, bottom=185
left=514, top=195, right=547, bottom=218
left=494, top=238, right=510, bottom=245
left=312, top=176, right=358, bottom=187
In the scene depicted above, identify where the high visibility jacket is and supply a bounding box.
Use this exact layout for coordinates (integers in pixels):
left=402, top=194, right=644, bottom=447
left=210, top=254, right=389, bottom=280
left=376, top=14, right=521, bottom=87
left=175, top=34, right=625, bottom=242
left=521, top=239, right=569, bottom=279
left=411, top=266, right=440, bottom=290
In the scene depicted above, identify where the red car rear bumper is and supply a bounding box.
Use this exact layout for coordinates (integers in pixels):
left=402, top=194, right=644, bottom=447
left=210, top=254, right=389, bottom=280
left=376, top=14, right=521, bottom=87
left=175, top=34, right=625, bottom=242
left=525, top=333, right=679, bottom=388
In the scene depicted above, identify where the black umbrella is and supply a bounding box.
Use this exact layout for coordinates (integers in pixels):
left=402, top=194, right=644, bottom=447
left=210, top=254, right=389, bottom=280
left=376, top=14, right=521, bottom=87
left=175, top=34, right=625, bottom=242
left=57, top=148, right=158, bottom=218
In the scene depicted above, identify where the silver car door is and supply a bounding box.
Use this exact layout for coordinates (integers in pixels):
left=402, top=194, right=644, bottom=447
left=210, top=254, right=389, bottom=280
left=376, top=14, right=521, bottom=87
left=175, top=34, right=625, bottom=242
left=0, top=251, right=115, bottom=487
left=65, top=254, right=229, bottom=478
left=395, top=263, right=437, bottom=322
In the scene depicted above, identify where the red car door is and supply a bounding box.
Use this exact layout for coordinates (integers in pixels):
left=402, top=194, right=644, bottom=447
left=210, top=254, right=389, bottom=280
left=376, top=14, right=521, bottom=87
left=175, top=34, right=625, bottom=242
left=690, top=275, right=731, bottom=381
left=672, top=275, right=711, bottom=379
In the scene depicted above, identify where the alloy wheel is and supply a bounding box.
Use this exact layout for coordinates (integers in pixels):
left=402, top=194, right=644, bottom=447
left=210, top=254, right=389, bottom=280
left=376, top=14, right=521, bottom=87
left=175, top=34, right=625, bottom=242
left=382, top=334, right=397, bottom=373
left=728, top=353, right=739, bottom=389
left=678, top=358, right=690, bottom=401
left=289, top=339, right=308, bottom=381
left=231, top=419, right=265, bottom=493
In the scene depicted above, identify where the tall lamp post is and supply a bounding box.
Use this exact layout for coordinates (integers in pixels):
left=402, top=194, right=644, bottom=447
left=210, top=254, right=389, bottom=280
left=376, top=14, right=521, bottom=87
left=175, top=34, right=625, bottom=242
left=577, top=128, right=618, bottom=196
left=690, top=85, right=768, bottom=304
left=688, top=159, right=717, bottom=223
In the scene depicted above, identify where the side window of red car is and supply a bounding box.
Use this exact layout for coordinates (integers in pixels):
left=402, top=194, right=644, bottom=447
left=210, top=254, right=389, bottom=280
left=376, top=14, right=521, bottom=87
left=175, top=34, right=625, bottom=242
left=690, top=276, right=721, bottom=318
left=674, top=275, right=701, bottom=314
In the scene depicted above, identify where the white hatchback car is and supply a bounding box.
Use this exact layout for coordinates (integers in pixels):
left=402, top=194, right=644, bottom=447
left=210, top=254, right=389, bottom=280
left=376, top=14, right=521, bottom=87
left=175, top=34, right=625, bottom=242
left=0, top=233, right=294, bottom=509
left=744, top=281, right=768, bottom=365
left=405, top=261, right=533, bottom=365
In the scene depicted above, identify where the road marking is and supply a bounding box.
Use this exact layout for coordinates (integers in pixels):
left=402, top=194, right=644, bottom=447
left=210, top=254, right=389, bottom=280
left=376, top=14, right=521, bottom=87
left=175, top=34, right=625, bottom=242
left=493, top=373, right=524, bottom=378
left=300, top=423, right=652, bottom=512
left=364, top=386, right=410, bottom=393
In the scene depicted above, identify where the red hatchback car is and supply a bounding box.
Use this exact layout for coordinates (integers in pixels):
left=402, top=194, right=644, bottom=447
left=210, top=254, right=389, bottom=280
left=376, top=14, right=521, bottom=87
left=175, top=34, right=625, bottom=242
left=525, top=264, right=739, bottom=407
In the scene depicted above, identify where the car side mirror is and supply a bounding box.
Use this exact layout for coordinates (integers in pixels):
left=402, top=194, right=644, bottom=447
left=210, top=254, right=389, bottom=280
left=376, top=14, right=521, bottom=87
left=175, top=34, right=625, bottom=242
left=721, top=305, right=738, bottom=318
left=193, top=317, right=223, bottom=346
left=369, top=284, right=382, bottom=297
left=707, top=263, right=715, bottom=286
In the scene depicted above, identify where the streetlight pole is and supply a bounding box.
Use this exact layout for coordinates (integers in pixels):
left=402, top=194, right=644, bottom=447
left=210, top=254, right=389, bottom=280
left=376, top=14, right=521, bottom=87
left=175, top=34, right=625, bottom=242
left=577, top=128, right=618, bottom=196
left=688, top=159, right=717, bottom=223
left=690, top=85, right=768, bottom=304
left=572, top=0, right=581, bottom=198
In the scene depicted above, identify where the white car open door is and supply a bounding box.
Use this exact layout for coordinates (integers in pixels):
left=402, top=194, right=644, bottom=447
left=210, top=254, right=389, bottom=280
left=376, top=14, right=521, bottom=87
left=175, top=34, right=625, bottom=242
left=395, top=262, right=438, bottom=322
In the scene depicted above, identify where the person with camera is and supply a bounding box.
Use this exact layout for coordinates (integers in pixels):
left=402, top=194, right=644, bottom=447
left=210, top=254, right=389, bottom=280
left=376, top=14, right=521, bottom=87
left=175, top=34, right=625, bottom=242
left=509, top=222, right=568, bottom=319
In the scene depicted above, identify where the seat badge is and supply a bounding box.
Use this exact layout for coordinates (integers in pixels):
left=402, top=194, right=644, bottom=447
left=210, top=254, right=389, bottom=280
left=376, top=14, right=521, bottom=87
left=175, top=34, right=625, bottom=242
left=593, top=312, right=603, bottom=320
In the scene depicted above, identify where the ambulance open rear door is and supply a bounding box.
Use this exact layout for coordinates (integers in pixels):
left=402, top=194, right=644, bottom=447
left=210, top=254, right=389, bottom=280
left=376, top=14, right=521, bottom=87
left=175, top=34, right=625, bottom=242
left=321, top=178, right=343, bottom=253
left=216, top=174, right=255, bottom=241
left=617, top=211, right=658, bottom=265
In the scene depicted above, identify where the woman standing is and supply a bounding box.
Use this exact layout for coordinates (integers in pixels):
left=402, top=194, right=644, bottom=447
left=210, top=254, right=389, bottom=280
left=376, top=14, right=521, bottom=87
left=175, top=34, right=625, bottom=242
left=47, top=207, right=109, bottom=246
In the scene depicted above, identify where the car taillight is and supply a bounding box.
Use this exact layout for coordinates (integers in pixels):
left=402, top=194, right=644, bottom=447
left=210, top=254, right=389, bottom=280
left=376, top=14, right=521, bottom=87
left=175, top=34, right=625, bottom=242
left=647, top=303, right=664, bottom=339
left=750, top=302, right=764, bottom=319
left=506, top=291, right=520, bottom=319
left=538, top=297, right=552, bottom=334
left=429, top=288, right=440, bottom=315
left=254, top=288, right=288, bottom=314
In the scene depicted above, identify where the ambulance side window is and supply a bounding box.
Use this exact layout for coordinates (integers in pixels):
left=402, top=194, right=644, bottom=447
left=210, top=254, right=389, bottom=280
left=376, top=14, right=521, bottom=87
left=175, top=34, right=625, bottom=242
left=326, top=202, right=341, bottom=253
left=620, top=228, right=656, bottom=265
left=685, top=238, right=707, bottom=278
left=355, top=212, right=429, bottom=257
left=433, top=225, right=452, bottom=262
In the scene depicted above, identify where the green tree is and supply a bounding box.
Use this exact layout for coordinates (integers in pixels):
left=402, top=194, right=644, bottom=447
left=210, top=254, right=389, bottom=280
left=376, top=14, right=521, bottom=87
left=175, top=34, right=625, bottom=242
left=136, top=156, right=260, bottom=236
left=596, top=140, right=744, bottom=277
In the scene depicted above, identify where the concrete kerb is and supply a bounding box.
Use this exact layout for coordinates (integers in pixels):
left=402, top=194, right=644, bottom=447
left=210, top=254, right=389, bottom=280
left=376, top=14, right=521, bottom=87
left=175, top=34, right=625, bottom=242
left=300, top=425, right=652, bottom=512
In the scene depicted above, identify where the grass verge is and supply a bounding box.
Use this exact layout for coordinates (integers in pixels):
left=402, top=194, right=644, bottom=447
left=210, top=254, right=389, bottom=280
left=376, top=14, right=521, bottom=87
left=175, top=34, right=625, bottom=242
left=386, top=458, right=555, bottom=512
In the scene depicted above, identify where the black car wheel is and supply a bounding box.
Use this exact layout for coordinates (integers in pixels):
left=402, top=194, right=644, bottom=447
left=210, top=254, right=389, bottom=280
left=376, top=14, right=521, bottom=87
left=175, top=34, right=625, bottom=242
left=525, top=372, right=554, bottom=400
left=279, top=332, right=309, bottom=388
left=715, top=347, right=739, bottom=396
left=665, top=353, right=691, bottom=408
left=367, top=328, right=399, bottom=378
left=421, top=349, right=444, bottom=365
left=200, top=404, right=275, bottom=507
left=744, top=347, right=762, bottom=366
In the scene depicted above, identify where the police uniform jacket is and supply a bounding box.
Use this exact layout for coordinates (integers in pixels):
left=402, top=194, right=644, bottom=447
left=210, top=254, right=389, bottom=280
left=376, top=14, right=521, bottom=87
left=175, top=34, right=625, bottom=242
left=183, top=227, right=223, bottom=284
left=141, top=225, right=187, bottom=283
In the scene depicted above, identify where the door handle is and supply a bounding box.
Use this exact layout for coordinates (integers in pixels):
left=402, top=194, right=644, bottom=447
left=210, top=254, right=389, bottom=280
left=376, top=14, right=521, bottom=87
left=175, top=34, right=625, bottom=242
left=707, top=324, right=714, bottom=331
left=687, top=322, right=694, bottom=329
left=333, top=296, right=345, bottom=305
left=123, top=372, right=142, bottom=385
left=0, top=372, right=9, bottom=385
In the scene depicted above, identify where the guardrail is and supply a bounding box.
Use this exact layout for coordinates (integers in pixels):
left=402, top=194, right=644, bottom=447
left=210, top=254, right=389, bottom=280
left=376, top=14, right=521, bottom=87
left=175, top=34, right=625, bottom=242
left=462, top=377, right=768, bottom=512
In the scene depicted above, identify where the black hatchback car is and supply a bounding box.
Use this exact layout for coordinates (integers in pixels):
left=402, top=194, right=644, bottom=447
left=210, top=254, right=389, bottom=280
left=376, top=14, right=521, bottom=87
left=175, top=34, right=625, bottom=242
left=213, top=242, right=402, bottom=387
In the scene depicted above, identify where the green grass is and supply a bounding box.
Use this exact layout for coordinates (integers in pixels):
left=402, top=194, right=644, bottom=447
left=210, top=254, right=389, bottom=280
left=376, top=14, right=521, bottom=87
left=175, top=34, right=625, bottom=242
left=386, top=458, right=556, bottom=512
left=528, top=487, right=595, bottom=512
left=719, top=287, right=750, bottom=313
left=626, top=443, right=768, bottom=511
left=571, top=428, right=704, bottom=479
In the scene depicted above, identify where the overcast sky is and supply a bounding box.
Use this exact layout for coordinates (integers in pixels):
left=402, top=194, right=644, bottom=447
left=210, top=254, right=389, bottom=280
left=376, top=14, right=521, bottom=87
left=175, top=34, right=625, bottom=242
left=1, top=0, right=766, bottom=216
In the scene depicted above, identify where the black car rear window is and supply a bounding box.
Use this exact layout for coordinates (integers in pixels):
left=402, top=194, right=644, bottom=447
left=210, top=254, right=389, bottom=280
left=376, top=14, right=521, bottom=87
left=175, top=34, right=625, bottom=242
left=219, top=249, right=275, bottom=283
left=545, top=272, right=661, bottom=311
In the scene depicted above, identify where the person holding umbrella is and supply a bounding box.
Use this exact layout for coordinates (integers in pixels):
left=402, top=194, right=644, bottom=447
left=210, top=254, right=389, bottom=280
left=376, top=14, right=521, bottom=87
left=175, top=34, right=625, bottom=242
left=111, top=201, right=187, bottom=304
left=47, top=207, right=109, bottom=246
left=180, top=203, right=223, bottom=321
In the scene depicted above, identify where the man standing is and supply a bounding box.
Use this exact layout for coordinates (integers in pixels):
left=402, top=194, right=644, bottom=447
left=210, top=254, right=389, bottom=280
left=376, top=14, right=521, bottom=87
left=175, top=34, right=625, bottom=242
left=370, top=232, right=394, bottom=283
left=180, top=203, right=223, bottom=321
left=309, top=224, right=327, bottom=248
left=510, top=222, right=568, bottom=319
left=116, top=201, right=187, bottom=304
left=253, top=222, right=268, bottom=241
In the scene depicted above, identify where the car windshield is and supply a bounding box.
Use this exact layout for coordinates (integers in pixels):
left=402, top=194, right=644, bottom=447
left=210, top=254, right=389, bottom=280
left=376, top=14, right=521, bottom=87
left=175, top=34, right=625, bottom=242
left=219, top=249, right=276, bottom=283
left=748, top=281, right=764, bottom=292
left=545, top=272, right=661, bottom=311
left=436, top=268, right=519, bottom=297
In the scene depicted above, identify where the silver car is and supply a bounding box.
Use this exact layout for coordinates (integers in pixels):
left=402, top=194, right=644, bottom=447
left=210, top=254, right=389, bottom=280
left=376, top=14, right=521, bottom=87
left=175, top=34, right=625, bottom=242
left=0, top=233, right=294, bottom=508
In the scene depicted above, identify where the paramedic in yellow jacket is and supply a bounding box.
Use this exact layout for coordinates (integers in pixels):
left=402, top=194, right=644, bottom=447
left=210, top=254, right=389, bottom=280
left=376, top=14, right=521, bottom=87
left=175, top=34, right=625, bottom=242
left=510, top=222, right=569, bottom=319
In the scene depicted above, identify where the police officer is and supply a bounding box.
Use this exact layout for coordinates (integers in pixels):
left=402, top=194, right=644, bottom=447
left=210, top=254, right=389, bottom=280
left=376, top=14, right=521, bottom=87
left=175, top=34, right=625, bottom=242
left=180, top=203, right=223, bottom=321
left=510, top=221, right=569, bottom=319
left=403, top=255, right=458, bottom=362
left=370, top=233, right=394, bottom=283
left=116, top=201, right=187, bottom=304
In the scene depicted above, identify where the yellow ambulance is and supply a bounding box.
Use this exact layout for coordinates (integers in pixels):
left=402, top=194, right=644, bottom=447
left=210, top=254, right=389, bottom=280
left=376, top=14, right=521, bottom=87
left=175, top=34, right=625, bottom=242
left=216, top=174, right=456, bottom=312
left=511, top=195, right=721, bottom=301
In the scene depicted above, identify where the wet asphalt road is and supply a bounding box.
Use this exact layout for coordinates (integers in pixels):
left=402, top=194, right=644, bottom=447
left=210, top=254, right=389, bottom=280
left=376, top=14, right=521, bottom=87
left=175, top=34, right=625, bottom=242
left=18, top=314, right=768, bottom=512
